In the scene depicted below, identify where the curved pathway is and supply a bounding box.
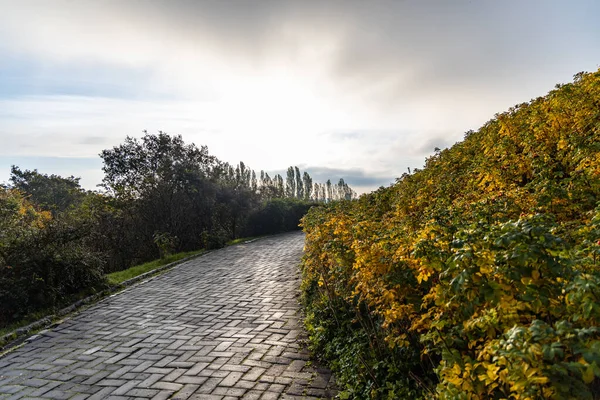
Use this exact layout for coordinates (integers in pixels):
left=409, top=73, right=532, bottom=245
left=0, top=232, right=336, bottom=400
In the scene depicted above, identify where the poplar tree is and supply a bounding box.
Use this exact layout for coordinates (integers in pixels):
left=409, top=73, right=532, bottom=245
left=295, top=166, right=303, bottom=199
left=313, top=182, right=321, bottom=202
left=275, top=174, right=285, bottom=198
left=251, top=170, right=257, bottom=192
left=286, top=167, right=295, bottom=198
left=303, top=172, right=313, bottom=201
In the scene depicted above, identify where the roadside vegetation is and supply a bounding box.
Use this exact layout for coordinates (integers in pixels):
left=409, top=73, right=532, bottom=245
left=301, top=69, right=600, bottom=398
left=0, top=133, right=356, bottom=328
left=106, top=236, right=261, bottom=285
left=105, top=249, right=205, bottom=285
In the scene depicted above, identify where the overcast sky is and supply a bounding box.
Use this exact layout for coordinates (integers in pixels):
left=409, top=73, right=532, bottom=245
left=0, top=0, right=598, bottom=193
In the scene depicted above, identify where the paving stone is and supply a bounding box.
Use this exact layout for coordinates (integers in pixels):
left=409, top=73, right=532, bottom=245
left=259, top=392, right=280, bottom=400
left=151, top=390, right=175, bottom=400
left=0, top=233, right=336, bottom=399
left=125, top=388, right=160, bottom=398
left=175, top=375, right=208, bottom=385
left=212, top=386, right=247, bottom=397
left=0, top=386, right=24, bottom=395
left=171, top=383, right=199, bottom=400
left=69, top=394, right=90, bottom=400
left=189, top=395, right=224, bottom=400
left=241, top=390, right=263, bottom=400
left=41, top=389, right=70, bottom=399
left=152, top=381, right=183, bottom=391
left=219, top=371, right=243, bottom=387
left=112, top=379, right=140, bottom=395
left=242, top=367, right=266, bottom=382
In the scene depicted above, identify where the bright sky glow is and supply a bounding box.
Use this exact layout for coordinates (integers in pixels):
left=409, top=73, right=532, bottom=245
left=0, top=0, right=599, bottom=193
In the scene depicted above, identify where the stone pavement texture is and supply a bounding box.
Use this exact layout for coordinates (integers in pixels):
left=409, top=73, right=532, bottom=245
left=0, top=232, right=337, bottom=400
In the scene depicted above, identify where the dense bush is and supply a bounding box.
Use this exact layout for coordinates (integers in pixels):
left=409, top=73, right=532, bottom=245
left=301, top=69, right=600, bottom=398
left=244, top=198, right=313, bottom=236
left=0, top=190, right=105, bottom=324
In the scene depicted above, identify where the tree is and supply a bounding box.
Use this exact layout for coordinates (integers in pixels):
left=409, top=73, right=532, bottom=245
left=295, top=166, right=303, bottom=199
left=336, top=178, right=353, bottom=200
left=251, top=170, right=258, bottom=192
left=303, top=172, right=313, bottom=201
left=285, top=167, right=295, bottom=198
left=100, top=131, right=220, bottom=254
left=10, top=166, right=86, bottom=214
left=313, top=183, right=321, bottom=202
left=234, top=161, right=252, bottom=189
left=100, top=131, right=215, bottom=198
left=274, top=174, right=285, bottom=198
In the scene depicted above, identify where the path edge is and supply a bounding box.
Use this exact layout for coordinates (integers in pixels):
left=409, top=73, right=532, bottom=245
left=0, top=251, right=207, bottom=354
left=0, top=235, right=273, bottom=354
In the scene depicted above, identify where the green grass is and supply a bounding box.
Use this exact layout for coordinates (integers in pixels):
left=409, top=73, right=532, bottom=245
left=226, top=235, right=262, bottom=245
left=107, top=237, right=263, bottom=285
left=2, top=251, right=203, bottom=342
left=106, top=249, right=205, bottom=285
left=3, top=238, right=264, bottom=342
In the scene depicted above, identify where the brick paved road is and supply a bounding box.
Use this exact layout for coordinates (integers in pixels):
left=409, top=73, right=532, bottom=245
left=0, top=232, right=336, bottom=400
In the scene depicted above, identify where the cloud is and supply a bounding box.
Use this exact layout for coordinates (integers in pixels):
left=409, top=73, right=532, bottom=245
left=302, top=166, right=394, bottom=189
left=78, top=136, right=109, bottom=146
left=414, top=136, right=456, bottom=154
left=0, top=0, right=599, bottom=193
left=3, top=0, right=597, bottom=105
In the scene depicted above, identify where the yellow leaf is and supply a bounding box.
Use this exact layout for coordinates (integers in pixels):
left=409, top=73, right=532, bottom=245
left=583, top=365, right=595, bottom=384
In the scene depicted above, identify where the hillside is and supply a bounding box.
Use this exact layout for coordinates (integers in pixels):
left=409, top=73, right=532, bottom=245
left=301, top=69, right=600, bottom=399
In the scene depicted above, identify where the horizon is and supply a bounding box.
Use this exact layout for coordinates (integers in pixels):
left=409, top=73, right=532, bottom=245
left=1, top=0, right=599, bottom=194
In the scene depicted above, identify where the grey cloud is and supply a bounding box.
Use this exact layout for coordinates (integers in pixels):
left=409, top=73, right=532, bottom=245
left=78, top=136, right=108, bottom=145
left=269, top=165, right=394, bottom=192
left=3, top=0, right=598, bottom=106
left=327, top=129, right=456, bottom=156
left=414, top=136, right=455, bottom=155
left=307, top=166, right=393, bottom=188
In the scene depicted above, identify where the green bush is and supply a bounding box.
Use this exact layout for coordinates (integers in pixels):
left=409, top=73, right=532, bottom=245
left=201, top=228, right=229, bottom=250
left=0, top=190, right=105, bottom=326
left=245, top=198, right=313, bottom=236
left=153, top=231, right=179, bottom=258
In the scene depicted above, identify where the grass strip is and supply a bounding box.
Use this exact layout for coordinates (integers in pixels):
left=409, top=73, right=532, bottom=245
left=106, top=236, right=262, bottom=285
left=2, top=234, right=268, bottom=348
left=106, top=249, right=205, bottom=285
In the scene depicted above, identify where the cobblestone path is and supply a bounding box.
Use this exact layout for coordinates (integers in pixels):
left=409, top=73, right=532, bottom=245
left=0, top=232, right=337, bottom=400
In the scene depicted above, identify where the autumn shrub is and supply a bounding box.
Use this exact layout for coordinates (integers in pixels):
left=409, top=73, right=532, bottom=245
left=0, top=190, right=105, bottom=326
left=301, top=69, right=600, bottom=398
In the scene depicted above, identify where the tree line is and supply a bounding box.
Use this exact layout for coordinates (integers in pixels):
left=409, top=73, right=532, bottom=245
left=0, top=132, right=356, bottom=326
